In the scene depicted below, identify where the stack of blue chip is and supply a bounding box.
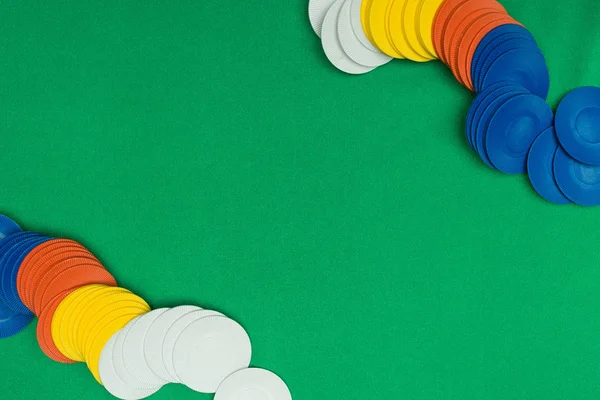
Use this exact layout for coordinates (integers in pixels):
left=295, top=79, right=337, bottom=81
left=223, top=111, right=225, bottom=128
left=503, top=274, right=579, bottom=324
left=466, top=82, right=554, bottom=174
left=545, top=86, right=600, bottom=206
left=0, top=215, right=52, bottom=337
left=471, top=24, right=550, bottom=100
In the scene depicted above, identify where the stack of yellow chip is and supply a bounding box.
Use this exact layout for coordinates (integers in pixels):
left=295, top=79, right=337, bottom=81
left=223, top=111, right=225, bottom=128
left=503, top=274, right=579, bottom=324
left=51, top=284, right=150, bottom=382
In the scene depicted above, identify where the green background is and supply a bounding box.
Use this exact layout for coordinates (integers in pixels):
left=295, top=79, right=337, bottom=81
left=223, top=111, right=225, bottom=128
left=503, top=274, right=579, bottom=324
left=0, top=0, right=599, bottom=399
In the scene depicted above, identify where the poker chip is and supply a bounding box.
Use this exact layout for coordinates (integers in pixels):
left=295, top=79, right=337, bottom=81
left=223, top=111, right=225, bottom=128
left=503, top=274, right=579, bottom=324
left=527, top=127, right=572, bottom=204
left=442, top=0, right=505, bottom=67
left=479, top=45, right=549, bottom=99
left=161, top=308, right=224, bottom=382
left=466, top=81, right=525, bottom=150
left=388, top=0, right=430, bottom=62
left=215, top=368, right=293, bottom=400
left=36, top=290, right=75, bottom=362
left=143, top=305, right=203, bottom=382
left=476, top=35, right=542, bottom=90
left=416, top=0, right=445, bottom=58
left=309, top=0, right=338, bottom=37
left=471, top=24, right=534, bottom=89
left=485, top=93, right=554, bottom=174
left=555, top=86, right=600, bottom=165
left=554, top=147, right=600, bottom=207
left=120, top=308, right=170, bottom=387
left=471, top=85, right=530, bottom=167
left=111, top=315, right=161, bottom=391
left=172, top=315, right=252, bottom=393
left=0, top=235, right=51, bottom=314
left=322, top=0, right=376, bottom=74
left=0, top=308, right=33, bottom=338
left=38, top=264, right=116, bottom=315
left=402, top=0, right=435, bottom=61
left=17, top=239, right=87, bottom=308
left=32, top=254, right=105, bottom=315
left=338, top=0, right=392, bottom=68
left=99, top=324, right=162, bottom=400
left=87, top=312, right=147, bottom=383
left=0, top=215, right=22, bottom=239
left=458, top=14, right=520, bottom=90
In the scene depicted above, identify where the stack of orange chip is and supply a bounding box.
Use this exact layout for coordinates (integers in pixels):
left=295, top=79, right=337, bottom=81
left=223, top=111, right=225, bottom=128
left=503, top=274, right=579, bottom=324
left=431, top=0, right=522, bottom=90
left=14, top=239, right=119, bottom=361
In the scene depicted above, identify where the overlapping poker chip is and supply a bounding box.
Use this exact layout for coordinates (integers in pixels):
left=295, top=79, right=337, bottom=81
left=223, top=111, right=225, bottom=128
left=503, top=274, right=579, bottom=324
left=309, top=0, right=549, bottom=95
left=0, top=215, right=292, bottom=399
left=309, top=0, right=600, bottom=206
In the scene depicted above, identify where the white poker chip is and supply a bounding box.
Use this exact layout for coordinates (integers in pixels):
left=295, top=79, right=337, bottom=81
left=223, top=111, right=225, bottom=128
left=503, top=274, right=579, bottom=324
left=321, top=0, right=375, bottom=74
left=99, top=324, right=162, bottom=400
left=172, top=315, right=252, bottom=394
left=121, top=308, right=170, bottom=387
left=143, top=305, right=202, bottom=382
left=112, top=316, right=161, bottom=391
left=161, top=308, right=223, bottom=383
left=308, top=0, right=337, bottom=38
left=215, top=368, right=292, bottom=400
left=349, top=0, right=377, bottom=52
left=338, top=0, right=391, bottom=67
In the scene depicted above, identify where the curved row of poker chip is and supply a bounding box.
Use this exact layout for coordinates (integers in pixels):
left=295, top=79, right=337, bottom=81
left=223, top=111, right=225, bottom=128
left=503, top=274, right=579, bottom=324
left=0, top=216, right=292, bottom=399
left=310, top=0, right=549, bottom=96
left=310, top=0, right=600, bottom=206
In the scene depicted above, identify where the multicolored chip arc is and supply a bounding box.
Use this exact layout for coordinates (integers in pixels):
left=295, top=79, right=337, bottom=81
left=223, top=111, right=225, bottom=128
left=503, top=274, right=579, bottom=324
left=0, top=216, right=291, bottom=398
left=310, top=0, right=600, bottom=206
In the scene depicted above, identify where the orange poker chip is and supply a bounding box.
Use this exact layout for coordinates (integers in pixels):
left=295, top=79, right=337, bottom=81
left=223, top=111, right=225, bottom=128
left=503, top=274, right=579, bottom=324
left=21, top=245, right=97, bottom=311
left=457, top=14, right=521, bottom=89
left=17, top=239, right=86, bottom=308
left=26, top=248, right=99, bottom=304
left=30, top=256, right=104, bottom=315
left=38, top=264, right=116, bottom=314
left=37, top=290, right=76, bottom=363
left=443, top=0, right=505, bottom=67
left=431, top=0, right=467, bottom=64
left=447, top=8, right=506, bottom=87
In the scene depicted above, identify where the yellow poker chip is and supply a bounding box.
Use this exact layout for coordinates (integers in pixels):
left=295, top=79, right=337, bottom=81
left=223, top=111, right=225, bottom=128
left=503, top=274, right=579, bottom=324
left=388, top=0, right=430, bottom=62
left=81, top=299, right=150, bottom=358
left=368, top=0, right=404, bottom=58
left=360, top=0, right=376, bottom=45
left=402, top=0, right=435, bottom=61
left=74, top=290, right=147, bottom=360
left=83, top=305, right=149, bottom=360
left=51, top=284, right=107, bottom=361
left=86, top=312, right=146, bottom=384
left=69, top=286, right=131, bottom=361
left=416, top=0, right=445, bottom=58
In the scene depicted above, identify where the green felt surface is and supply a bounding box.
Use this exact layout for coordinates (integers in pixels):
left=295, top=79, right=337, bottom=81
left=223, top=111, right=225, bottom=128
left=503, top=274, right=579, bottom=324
left=1, top=0, right=600, bottom=399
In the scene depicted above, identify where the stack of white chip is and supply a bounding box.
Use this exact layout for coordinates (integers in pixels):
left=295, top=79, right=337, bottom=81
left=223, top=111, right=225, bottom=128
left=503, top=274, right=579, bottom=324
left=309, top=0, right=392, bottom=74
left=99, top=305, right=292, bottom=399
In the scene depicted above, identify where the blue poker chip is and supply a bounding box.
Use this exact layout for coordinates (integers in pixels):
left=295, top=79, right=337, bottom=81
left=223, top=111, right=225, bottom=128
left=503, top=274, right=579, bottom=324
left=0, top=233, right=45, bottom=312
left=0, top=216, right=22, bottom=240
left=555, top=86, right=600, bottom=165
left=527, top=127, right=571, bottom=204
left=554, top=147, right=600, bottom=206
left=472, top=33, right=532, bottom=92
left=473, top=88, right=530, bottom=169
left=0, top=303, right=33, bottom=339
left=466, top=82, right=528, bottom=151
left=479, top=46, right=550, bottom=100
left=475, top=36, right=540, bottom=93
left=471, top=24, right=534, bottom=91
left=485, top=93, right=554, bottom=174
left=1, top=236, right=51, bottom=314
